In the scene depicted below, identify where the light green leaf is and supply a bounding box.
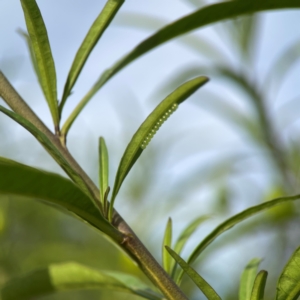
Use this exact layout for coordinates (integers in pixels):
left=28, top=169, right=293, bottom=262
left=276, top=246, right=300, bottom=300
left=176, top=194, right=300, bottom=284
left=0, top=262, right=162, bottom=300
left=162, top=218, right=173, bottom=274
left=99, top=137, right=109, bottom=214
left=171, top=215, right=209, bottom=279
left=20, top=0, right=59, bottom=128
left=250, top=270, right=268, bottom=300
left=109, top=76, right=208, bottom=220
left=239, top=258, right=262, bottom=300
left=166, top=247, right=221, bottom=300
left=0, top=157, right=122, bottom=241
left=65, top=0, right=300, bottom=131
left=59, top=0, right=124, bottom=114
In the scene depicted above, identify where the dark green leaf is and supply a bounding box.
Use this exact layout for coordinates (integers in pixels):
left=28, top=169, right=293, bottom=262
left=109, top=76, right=208, bottom=221
left=166, top=247, right=221, bottom=300
left=162, top=218, right=173, bottom=274
left=0, top=157, right=122, bottom=240
left=250, top=270, right=268, bottom=300
left=20, top=0, right=59, bottom=127
left=276, top=246, right=300, bottom=300
left=239, top=258, right=262, bottom=300
left=176, top=194, right=300, bottom=284
left=59, top=0, right=125, bottom=114
left=0, top=262, right=162, bottom=300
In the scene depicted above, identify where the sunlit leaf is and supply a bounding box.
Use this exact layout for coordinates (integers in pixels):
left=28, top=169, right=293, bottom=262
left=0, top=157, right=122, bottom=241
left=250, top=270, right=268, bottom=300
left=176, top=194, right=300, bottom=284
left=166, top=247, right=221, bottom=300
left=276, top=246, right=300, bottom=300
left=162, top=218, right=173, bottom=274
left=20, top=0, right=59, bottom=128
left=108, top=76, right=208, bottom=220
left=0, top=262, right=162, bottom=300
left=59, top=0, right=125, bottom=114
left=99, top=137, right=109, bottom=215
left=239, top=258, right=262, bottom=300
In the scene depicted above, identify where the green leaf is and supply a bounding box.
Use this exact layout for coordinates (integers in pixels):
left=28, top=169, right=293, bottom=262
left=0, top=262, right=163, bottom=300
left=176, top=194, right=300, bottom=284
left=99, top=137, right=109, bottom=214
left=162, top=218, right=173, bottom=274
left=90, top=0, right=300, bottom=93
left=250, top=270, right=268, bottom=300
left=0, top=157, right=122, bottom=241
left=108, top=76, right=208, bottom=221
left=65, top=0, right=300, bottom=132
left=171, top=215, right=210, bottom=279
left=276, top=246, right=300, bottom=300
left=166, top=247, right=221, bottom=300
left=239, top=258, right=262, bottom=300
left=59, top=0, right=125, bottom=114
left=20, top=0, right=59, bottom=128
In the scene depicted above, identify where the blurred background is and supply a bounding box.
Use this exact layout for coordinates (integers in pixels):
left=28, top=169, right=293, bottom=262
left=1, top=0, right=300, bottom=299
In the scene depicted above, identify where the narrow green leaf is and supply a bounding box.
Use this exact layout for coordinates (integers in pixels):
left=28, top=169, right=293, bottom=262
left=0, top=105, right=90, bottom=197
left=0, top=262, right=163, bottom=300
left=17, top=29, right=42, bottom=86
left=276, top=246, right=300, bottom=300
left=109, top=76, right=208, bottom=220
left=20, top=0, right=59, bottom=128
left=0, top=157, right=122, bottom=241
left=166, top=247, right=221, bottom=300
left=250, top=270, right=268, bottom=300
left=239, top=258, right=262, bottom=300
left=99, top=137, right=109, bottom=213
left=65, top=0, right=300, bottom=132
left=171, top=215, right=210, bottom=279
left=162, top=218, right=173, bottom=274
left=59, top=0, right=125, bottom=113
left=176, top=194, right=300, bottom=284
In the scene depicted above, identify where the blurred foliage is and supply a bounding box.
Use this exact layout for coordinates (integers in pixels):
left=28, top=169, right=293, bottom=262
left=1, top=0, right=300, bottom=299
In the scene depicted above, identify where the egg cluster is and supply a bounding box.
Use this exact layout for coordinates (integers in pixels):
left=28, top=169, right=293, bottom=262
left=141, top=103, right=178, bottom=150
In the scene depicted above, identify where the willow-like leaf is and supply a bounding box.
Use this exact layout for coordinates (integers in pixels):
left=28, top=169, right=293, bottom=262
left=0, top=157, right=122, bottom=241
left=250, top=270, right=268, bottom=300
left=276, top=246, right=300, bottom=300
left=66, top=0, right=300, bottom=132
left=20, top=0, right=59, bottom=128
left=0, top=105, right=96, bottom=203
left=99, top=137, right=109, bottom=213
left=59, top=0, right=124, bottom=114
left=176, top=194, right=300, bottom=284
left=109, top=76, right=208, bottom=220
left=0, top=262, right=162, bottom=300
left=162, top=218, right=173, bottom=274
left=166, top=247, right=221, bottom=300
left=239, top=258, right=262, bottom=300
left=171, top=215, right=209, bottom=279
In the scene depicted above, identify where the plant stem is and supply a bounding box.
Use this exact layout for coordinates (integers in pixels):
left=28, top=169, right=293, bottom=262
left=0, top=71, right=188, bottom=300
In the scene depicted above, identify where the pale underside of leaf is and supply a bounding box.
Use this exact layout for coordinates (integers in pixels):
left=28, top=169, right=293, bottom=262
left=0, top=262, right=163, bottom=300
left=162, top=218, right=173, bottom=274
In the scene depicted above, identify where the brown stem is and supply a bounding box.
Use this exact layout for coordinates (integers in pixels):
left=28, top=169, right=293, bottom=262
left=0, top=71, right=188, bottom=300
